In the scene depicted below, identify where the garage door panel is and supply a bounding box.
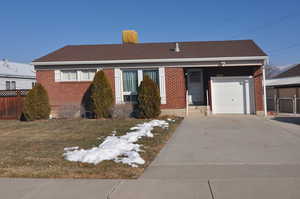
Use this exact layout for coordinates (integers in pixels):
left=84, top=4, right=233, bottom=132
left=211, top=77, right=254, bottom=114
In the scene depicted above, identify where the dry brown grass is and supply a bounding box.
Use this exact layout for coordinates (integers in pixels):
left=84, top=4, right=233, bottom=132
left=0, top=117, right=182, bottom=179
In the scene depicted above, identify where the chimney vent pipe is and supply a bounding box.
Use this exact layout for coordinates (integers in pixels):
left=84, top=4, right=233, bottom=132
left=175, top=42, right=180, bottom=52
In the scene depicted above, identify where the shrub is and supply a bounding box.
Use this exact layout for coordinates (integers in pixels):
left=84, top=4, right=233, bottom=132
left=91, top=70, right=114, bottom=118
left=81, top=85, right=95, bottom=118
left=137, top=75, right=161, bottom=118
left=23, top=83, right=51, bottom=121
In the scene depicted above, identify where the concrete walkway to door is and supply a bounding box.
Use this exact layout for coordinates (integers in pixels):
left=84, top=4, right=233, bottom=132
left=142, top=115, right=300, bottom=179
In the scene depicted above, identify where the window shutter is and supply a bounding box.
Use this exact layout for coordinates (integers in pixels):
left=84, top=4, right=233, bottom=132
left=159, top=67, right=166, bottom=104
left=54, top=70, right=61, bottom=82
left=114, top=68, right=122, bottom=104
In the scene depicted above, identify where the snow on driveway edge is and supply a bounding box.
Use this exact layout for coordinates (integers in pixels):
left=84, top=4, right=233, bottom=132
left=63, top=120, right=171, bottom=167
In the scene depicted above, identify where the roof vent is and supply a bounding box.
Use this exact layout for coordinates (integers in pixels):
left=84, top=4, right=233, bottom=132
left=175, top=42, right=180, bottom=52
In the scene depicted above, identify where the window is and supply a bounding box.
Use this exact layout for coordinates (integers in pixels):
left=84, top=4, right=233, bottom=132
left=143, top=70, right=159, bottom=85
left=61, top=70, right=77, bottom=81
left=11, top=81, right=16, bottom=90
left=5, top=81, right=16, bottom=90
left=5, top=81, right=10, bottom=90
left=81, top=70, right=96, bottom=81
left=123, top=70, right=138, bottom=102
left=121, top=69, right=159, bottom=103
left=56, top=69, right=100, bottom=82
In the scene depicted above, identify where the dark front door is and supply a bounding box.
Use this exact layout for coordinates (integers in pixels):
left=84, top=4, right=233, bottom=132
left=187, top=70, right=204, bottom=105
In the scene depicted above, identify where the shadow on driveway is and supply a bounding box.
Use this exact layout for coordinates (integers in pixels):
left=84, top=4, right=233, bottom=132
left=271, top=116, right=300, bottom=126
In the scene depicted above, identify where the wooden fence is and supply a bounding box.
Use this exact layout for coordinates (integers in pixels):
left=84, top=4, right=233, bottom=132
left=0, top=90, right=29, bottom=120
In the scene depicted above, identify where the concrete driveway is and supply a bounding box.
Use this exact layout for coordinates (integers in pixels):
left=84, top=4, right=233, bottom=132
left=113, top=115, right=300, bottom=199
left=142, top=115, right=300, bottom=179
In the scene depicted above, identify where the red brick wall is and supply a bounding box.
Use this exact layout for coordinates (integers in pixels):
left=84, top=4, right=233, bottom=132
left=37, top=66, right=264, bottom=115
left=36, top=69, right=115, bottom=116
left=253, top=67, right=264, bottom=111
left=161, top=67, right=186, bottom=109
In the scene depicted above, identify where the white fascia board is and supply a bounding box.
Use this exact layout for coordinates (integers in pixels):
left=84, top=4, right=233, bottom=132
left=266, top=76, right=300, bottom=86
left=211, top=76, right=253, bottom=81
left=0, top=74, right=36, bottom=79
left=165, top=63, right=263, bottom=67
left=31, top=56, right=268, bottom=66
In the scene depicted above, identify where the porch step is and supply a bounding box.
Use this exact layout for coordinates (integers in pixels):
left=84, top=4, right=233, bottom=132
left=187, top=106, right=208, bottom=116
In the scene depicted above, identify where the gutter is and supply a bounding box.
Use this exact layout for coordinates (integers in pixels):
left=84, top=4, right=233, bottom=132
left=32, top=56, right=268, bottom=66
left=0, top=74, right=36, bottom=79
left=266, top=76, right=300, bottom=86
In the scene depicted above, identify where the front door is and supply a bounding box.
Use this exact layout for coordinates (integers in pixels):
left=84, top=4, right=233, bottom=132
left=187, top=70, right=204, bottom=105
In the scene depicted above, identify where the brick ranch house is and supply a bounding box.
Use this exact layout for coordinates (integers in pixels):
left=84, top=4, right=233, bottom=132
left=32, top=40, right=268, bottom=118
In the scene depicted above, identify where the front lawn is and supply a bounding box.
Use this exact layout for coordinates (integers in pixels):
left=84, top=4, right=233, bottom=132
left=0, top=117, right=182, bottom=179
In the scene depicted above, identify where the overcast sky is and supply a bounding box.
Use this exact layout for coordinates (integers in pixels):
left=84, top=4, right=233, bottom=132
left=0, top=0, right=299, bottom=67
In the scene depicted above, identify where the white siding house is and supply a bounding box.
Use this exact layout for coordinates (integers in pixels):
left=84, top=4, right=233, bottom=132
left=0, top=59, right=36, bottom=90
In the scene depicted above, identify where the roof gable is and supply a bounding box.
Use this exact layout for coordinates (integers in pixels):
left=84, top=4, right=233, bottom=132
left=0, top=60, right=35, bottom=78
left=275, top=64, right=300, bottom=78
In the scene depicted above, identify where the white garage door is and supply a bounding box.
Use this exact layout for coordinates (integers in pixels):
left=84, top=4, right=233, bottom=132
left=211, top=76, right=254, bottom=114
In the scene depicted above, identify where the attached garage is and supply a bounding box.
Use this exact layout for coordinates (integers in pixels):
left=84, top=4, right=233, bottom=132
left=211, top=76, right=255, bottom=114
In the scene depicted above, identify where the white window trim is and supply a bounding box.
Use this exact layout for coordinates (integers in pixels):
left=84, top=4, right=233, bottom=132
left=81, top=69, right=97, bottom=81
left=120, top=69, right=138, bottom=104
left=5, top=81, right=11, bottom=90
left=60, top=70, right=78, bottom=82
left=114, top=68, right=122, bottom=104
left=159, top=67, right=166, bottom=104
left=77, top=71, right=81, bottom=81
left=54, top=68, right=99, bottom=82
left=5, top=81, right=17, bottom=90
left=11, top=81, right=16, bottom=90
left=115, top=68, right=166, bottom=104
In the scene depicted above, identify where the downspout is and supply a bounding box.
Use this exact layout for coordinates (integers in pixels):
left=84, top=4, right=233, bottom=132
left=262, top=59, right=268, bottom=117
left=185, top=72, right=189, bottom=117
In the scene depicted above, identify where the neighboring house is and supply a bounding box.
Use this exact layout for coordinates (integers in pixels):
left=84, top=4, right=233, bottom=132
left=266, top=64, right=300, bottom=87
left=32, top=40, right=268, bottom=118
left=0, top=59, right=36, bottom=90
left=266, top=64, right=300, bottom=114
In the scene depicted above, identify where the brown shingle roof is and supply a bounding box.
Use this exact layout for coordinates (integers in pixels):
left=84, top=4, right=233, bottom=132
left=33, top=40, right=267, bottom=63
left=275, top=64, right=300, bottom=78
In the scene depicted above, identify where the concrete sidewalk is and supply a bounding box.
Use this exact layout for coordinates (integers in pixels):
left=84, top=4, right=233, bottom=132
left=210, top=178, right=300, bottom=199
left=0, top=178, right=120, bottom=199
left=110, top=178, right=300, bottom=199
left=3, top=177, right=300, bottom=199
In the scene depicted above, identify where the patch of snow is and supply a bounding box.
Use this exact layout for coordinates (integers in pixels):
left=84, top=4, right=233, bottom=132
left=63, top=120, right=169, bottom=167
left=64, top=146, right=79, bottom=151
left=167, top=118, right=176, bottom=122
